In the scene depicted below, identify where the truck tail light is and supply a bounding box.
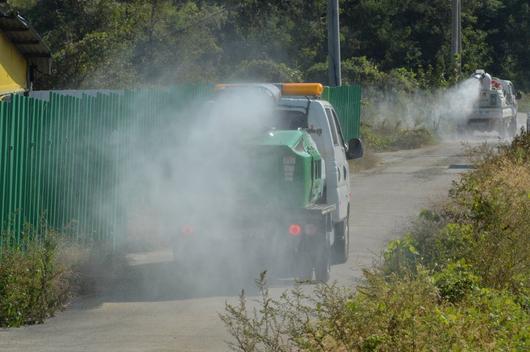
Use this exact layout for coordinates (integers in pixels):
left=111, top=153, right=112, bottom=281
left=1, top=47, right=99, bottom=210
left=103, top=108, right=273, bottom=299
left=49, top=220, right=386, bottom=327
left=181, top=225, right=194, bottom=236
left=288, top=224, right=302, bottom=236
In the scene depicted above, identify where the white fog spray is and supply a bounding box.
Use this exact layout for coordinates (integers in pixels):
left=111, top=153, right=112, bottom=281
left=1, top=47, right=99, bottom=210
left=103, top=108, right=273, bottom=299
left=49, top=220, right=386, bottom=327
left=364, top=78, right=481, bottom=138
left=98, top=88, right=291, bottom=298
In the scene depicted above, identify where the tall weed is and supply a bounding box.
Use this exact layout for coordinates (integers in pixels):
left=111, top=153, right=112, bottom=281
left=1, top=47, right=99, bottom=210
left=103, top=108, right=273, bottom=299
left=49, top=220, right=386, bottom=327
left=0, top=224, right=70, bottom=327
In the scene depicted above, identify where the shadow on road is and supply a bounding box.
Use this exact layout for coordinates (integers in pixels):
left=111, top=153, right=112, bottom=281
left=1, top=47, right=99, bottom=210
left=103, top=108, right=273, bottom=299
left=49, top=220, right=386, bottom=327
left=72, top=256, right=294, bottom=310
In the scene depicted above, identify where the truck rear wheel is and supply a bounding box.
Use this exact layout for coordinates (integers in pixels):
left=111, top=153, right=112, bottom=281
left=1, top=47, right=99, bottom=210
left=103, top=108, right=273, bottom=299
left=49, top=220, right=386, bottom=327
left=457, top=124, right=469, bottom=139
left=332, top=213, right=350, bottom=264
left=498, top=119, right=511, bottom=139
left=295, top=252, right=313, bottom=281
left=509, top=116, right=517, bottom=138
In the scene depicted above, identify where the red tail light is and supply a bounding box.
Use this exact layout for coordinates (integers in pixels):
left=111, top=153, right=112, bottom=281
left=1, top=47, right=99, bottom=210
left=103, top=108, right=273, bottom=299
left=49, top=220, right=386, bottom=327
left=288, top=224, right=302, bottom=236
left=181, top=225, right=194, bottom=236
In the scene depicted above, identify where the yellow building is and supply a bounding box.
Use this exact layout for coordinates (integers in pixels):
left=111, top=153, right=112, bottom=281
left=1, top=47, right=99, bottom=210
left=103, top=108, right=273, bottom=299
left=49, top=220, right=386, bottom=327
left=0, top=8, right=51, bottom=97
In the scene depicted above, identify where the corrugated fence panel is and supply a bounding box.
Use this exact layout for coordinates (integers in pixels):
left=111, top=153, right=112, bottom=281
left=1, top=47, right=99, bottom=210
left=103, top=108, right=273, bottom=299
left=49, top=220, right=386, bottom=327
left=1, top=84, right=360, bottom=248
left=322, top=85, right=362, bottom=141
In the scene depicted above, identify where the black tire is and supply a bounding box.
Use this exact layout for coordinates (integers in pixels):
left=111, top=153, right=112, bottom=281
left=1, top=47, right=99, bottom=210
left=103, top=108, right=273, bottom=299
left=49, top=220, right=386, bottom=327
left=295, top=253, right=313, bottom=282
left=332, top=213, right=350, bottom=264
left=457, top=124, right=469, bottom=139
left=315, top=242, right=330, bottom=283
left=498, top=119, right=510, bottom=139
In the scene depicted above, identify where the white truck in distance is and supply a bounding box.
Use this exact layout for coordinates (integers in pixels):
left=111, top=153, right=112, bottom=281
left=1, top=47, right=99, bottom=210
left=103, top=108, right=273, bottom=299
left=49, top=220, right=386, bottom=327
left=463, top=69, right=521, bottom=137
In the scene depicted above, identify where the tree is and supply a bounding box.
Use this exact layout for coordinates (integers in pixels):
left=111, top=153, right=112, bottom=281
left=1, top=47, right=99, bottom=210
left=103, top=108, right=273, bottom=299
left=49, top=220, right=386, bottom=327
left=6, top=0, right=530, bottom=90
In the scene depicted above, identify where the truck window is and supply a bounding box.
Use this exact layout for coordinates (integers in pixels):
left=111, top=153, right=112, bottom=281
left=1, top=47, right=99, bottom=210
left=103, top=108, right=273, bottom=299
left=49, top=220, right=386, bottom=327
left=325, top=108, right=339, bottom=145
left=330, top=109, right=346, bottom=147
left=273, top=110, right=307, bottom=130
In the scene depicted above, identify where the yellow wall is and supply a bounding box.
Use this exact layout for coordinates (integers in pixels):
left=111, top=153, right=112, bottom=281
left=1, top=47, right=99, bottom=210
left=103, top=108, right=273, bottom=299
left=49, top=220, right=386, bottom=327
left=0, top=31, right=27, bottom=94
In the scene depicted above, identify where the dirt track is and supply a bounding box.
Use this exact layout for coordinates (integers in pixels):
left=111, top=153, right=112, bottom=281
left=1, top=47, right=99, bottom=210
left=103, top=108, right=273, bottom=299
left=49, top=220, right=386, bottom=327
left=0, top=140, right=490, bottom=352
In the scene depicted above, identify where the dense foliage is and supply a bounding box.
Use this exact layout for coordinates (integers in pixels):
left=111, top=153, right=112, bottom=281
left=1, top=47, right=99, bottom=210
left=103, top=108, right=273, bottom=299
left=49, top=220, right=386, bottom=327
left=0, top=224, right=69, bottom=327
left=221, top=132, right=530, bottom=351
left=0, top=221, right=120, bottom=327
left=6, top=0, right=530, bottom=91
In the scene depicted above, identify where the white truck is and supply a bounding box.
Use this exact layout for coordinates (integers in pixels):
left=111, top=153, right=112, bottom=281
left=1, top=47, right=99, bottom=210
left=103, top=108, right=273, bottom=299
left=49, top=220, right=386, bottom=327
left=464, top=69, right=521, bottom=137
left=172, top=83, right=363, bottom=282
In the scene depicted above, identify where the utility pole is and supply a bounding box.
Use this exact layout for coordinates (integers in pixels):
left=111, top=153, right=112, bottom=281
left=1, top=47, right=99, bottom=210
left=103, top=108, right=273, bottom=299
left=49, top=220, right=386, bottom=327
left=451, top=0, right=462, bottom=76
left=327, top=0, right=341, bottom=86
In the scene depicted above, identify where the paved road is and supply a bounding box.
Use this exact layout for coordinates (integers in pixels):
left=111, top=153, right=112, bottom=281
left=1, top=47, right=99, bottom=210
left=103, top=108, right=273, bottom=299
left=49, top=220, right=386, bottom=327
left=0, top=141, right=479, bottom=352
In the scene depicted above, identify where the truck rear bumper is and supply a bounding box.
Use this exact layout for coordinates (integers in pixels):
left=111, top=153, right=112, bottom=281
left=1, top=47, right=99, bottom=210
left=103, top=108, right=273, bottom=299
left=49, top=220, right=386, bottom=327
left=171, top=206, right=334, bottom=276
left=468, top=118, right=496, bottom=127
left=466, top=118, right=505, bottom=132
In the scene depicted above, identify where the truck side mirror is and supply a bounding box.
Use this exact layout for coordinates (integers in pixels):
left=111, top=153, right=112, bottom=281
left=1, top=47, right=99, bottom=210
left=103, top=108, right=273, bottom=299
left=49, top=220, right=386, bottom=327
left=346, top=138, right=364, bottom=160
left=516, top=91, right=522, bottom=100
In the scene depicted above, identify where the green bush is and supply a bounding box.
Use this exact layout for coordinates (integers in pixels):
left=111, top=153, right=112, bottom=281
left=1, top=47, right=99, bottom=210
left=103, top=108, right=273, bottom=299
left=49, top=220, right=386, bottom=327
left=518, top=92, right=530, bottom=112
left=442, top=288, right=530, bottom=351
left=382, top=234, right=419, bottom=275
left=391, top=127, right=435, bottom=150
left=433, top=260, right=479, bottom=303
left=360, top=122, right=392, bottom=151
left=0, top=225, right=70, bottom=327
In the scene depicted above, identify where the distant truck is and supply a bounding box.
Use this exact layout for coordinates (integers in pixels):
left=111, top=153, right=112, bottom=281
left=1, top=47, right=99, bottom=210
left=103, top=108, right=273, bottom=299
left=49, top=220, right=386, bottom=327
left=462, top=69, right=521, bottom=137
left=171, top=83, right=363, bottom=282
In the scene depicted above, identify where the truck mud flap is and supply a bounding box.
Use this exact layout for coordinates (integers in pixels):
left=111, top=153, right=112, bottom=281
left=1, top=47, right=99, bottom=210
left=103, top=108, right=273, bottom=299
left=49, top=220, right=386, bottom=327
left=304, top=204, right=335, bottom=232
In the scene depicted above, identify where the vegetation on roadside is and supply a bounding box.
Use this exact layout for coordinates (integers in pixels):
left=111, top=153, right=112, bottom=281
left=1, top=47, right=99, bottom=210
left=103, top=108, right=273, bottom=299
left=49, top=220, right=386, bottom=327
left=351, top=67, right=439, bottom=152
left=0, top=224, right=71, bottom=327
left=519, top=92, right=530, bottom=112
left=0, top=222, right=118, bottom=327
left=362, top=122, right=436, bottom=152
left=348, top=149, right=380, bottom=172
left=221, top=132, right=530, bottom=351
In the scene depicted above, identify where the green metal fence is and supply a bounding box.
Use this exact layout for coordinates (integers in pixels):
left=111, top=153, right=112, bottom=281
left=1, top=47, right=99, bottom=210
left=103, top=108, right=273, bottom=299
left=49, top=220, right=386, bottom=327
left=0, top=84, right=361, bottom=246
left=322, top=85, right=362, bottom=141
left=0, top=86, right=211, bottom=246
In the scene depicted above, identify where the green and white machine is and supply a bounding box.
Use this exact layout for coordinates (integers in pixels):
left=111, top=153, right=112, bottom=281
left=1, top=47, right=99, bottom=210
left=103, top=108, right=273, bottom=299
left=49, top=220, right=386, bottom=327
left=251, top=129, right=325, bottom=208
